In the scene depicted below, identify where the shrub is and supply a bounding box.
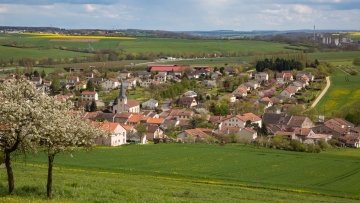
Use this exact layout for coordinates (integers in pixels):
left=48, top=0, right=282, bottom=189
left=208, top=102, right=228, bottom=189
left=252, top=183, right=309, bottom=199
left=290, top=140, right=306, bottom=152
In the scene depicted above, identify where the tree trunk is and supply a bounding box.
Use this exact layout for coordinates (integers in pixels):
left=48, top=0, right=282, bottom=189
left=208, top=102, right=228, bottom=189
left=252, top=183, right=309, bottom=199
left=5, top=151, right=14, bottom=194
left=47, top=154, right=55, bottom=199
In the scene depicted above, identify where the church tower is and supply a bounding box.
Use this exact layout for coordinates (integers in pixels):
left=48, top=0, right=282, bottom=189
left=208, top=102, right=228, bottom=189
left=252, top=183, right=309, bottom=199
left=118, top=81, right=127, bottom=104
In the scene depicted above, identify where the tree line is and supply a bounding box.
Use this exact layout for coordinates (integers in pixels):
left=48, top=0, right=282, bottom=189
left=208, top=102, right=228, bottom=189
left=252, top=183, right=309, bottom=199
left=255, top=58, right=304, bottom=72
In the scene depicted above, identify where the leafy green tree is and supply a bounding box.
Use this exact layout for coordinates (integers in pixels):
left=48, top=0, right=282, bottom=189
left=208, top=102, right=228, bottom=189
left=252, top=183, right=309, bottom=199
left=135, top=123, right=147, bottom=144
left=41, top=70, right=46, bottom=78
left=89, top=100, right=97, bottom=112
left=86, top=79, right=95, bottom=91
left=50, top=79, right=61, bottom=95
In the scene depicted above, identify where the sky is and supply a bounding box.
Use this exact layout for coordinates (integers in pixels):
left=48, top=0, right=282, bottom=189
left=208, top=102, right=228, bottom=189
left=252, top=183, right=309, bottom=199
left=0, top=0, right=359, bottom=31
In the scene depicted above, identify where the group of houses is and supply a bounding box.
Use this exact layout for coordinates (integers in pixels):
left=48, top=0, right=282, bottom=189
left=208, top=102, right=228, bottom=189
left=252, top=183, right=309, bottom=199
left=1, top=63, right=359, bottom=149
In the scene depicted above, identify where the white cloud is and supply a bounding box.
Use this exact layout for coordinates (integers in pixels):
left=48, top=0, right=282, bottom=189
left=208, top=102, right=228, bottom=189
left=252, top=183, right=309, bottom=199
left=0, top=5, right=9, bottom=13
left=84, top=4, right=96, bottom=12
left=292, top=4, right=314, bottom=14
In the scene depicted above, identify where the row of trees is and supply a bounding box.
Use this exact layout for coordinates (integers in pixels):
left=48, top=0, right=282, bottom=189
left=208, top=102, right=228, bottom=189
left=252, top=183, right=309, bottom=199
left=255, top=58, right=304, bottom=72
left=0, top=78, right=106, bottom=198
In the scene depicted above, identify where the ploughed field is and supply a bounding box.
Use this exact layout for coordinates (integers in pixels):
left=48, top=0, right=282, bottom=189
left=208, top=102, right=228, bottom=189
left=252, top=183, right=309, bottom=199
left=1, top=144, right=360, bottom=202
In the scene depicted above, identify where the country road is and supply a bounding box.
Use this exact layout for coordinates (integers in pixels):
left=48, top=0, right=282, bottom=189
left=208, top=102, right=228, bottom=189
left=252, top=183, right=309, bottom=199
left=310, top=76, right=330, bottom=109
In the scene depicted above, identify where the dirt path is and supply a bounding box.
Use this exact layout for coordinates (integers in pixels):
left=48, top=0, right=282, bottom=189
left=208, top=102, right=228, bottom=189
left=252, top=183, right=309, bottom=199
left=310, top=76, right=330, bottom=109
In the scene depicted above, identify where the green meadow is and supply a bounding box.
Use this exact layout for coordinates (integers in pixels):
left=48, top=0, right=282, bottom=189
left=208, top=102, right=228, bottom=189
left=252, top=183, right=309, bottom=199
left=0, top=34, right=302, bottom=61
left=1, top=144, right=360, bottom=202
left=315, top=60, right=360, bottom=115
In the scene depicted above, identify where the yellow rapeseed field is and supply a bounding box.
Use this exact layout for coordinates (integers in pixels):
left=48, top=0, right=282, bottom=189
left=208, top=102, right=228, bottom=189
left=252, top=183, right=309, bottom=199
left=23, top=32, right=135, bottom=40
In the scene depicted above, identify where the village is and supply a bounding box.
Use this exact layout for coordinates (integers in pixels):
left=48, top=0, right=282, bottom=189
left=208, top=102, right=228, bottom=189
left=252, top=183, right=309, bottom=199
left=1, top=62, right=359, bottom=150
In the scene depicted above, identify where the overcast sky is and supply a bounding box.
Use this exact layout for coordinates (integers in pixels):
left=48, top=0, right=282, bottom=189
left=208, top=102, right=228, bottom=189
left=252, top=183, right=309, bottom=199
left=0, top=0, right=359, bottom=31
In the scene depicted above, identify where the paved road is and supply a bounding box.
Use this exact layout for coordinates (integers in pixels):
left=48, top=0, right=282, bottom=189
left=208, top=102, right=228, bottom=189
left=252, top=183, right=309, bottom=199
left=310, top=76, right=330, bottom=109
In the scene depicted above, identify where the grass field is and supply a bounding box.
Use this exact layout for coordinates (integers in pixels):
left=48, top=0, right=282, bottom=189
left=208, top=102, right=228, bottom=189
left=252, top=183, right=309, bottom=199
left=2, top=144, right=359, bottom=202
left=315, top=60, right=360, bottom=115
left=0, top=34, right=303, bottom=61
left=0, top=45, right=92, bottom=61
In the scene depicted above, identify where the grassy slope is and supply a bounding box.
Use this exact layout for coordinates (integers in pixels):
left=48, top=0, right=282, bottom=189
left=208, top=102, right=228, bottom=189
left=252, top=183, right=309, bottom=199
left=7, top=144, right=360, bottom=201
left=314, top=61, right=360, bottom=115
left=1, top=163, right=356, bottom=203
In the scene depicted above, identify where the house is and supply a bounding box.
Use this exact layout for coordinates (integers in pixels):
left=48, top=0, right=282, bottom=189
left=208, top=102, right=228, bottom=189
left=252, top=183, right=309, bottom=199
left=146, top=117, right=164, bottom=126
left=126, top=78, right=137, bottom=89
left=30, top=77, right=43, bottom=86
left=162, top=109, right=194, bottom=120
left=229, top=95, right=237, bottom=103
left=178, top=97, right=197, bottom=108
left=276, top=71, right=294, bottom=83
left=146, top=124, right=165, bottom=141
left=140, top=78, right=153, bottom=88
left=86, top=73, right=94, bottom=80
left=41, top=80, right=52, bottom=92
left=66, top=76, right=80, bottom=87
left=90, top=77, right=105, bottom=86
left=119, top=71, right=131, bottom=79
left=244, top=81, right=260, bottom=90
left=339, top=134, right=360, bottom=148
left=260, top=97, right=273, bottom=109
left=216, top=126, right=257, bottom=142
left=262, top=113, right=314, bottom=134
left=101, top=78, right=120, bottom=91
left=142, top=99, right=159, bottom=109
left=154, top=72, right=167, bottom=83
left=312, top=118, right=355, bottom=138
left=280, top=86, right=299, bottom=98
left=219, top=113, right=262, bottom=130
left=81, top=91, right=98, bottom=101
left=254, top=72, right=269, bottom=82
left=148, top=64, right=189, bottom=76
left=183, top=90, right=197, bottom=98
left=112, top=82, right=140, bottom=113
left=93, top=122, right=127, bottom=146
left=177, top=128, right=212, bottom=143
left=75, top=81, right=87, bottom=91
left=203, top=80, right=217, bottom=88
left=232, top=85, right=248, bottom=98
left=296, top=72, right=314, bottom=82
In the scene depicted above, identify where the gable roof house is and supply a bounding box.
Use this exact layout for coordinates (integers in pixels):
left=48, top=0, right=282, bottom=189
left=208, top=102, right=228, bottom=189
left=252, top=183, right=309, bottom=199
left=81, top=91, right=98, bottom=101
left=101, top=78, right=120, bottom=91
left=244, top=81, right=260, bottom=90
left=312, top=118, right=356, bottom=138
left=296, top=72, right=314, bottom=82
left=276, top=71, right=294, bottom=83
left=142, top=99, right=159, bottom=109
left=177, top=97, right=198, bottom=108
left=254, top=72, right=269, bottom=82
left=177, top=128, right=212, bottom=143
left=219, top=113, right=262, bottom=130
left=145, top=124, right=165, bottom=142
left=92, top=122, right=127, bottom=146
left=66, top=76, right=80, bottom=88
left=232, top=85, right=248, bottom=98
left=148, top=64, right=189, bottom=76
left=280, top=86, right=299, bottom=98
left=183, top=90, right=198, bottom=98
left=262, top=113, right=314, bottom=134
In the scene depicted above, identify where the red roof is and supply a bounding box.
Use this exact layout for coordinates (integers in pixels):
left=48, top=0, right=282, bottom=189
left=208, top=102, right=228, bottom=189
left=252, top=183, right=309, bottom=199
left=149, top=65, right=188, bottom=73
left=82, top=91, right=97, bottom=95
left=147, top=117, right=165, bottom=125
left=91, top=121, right=120, bottom=133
